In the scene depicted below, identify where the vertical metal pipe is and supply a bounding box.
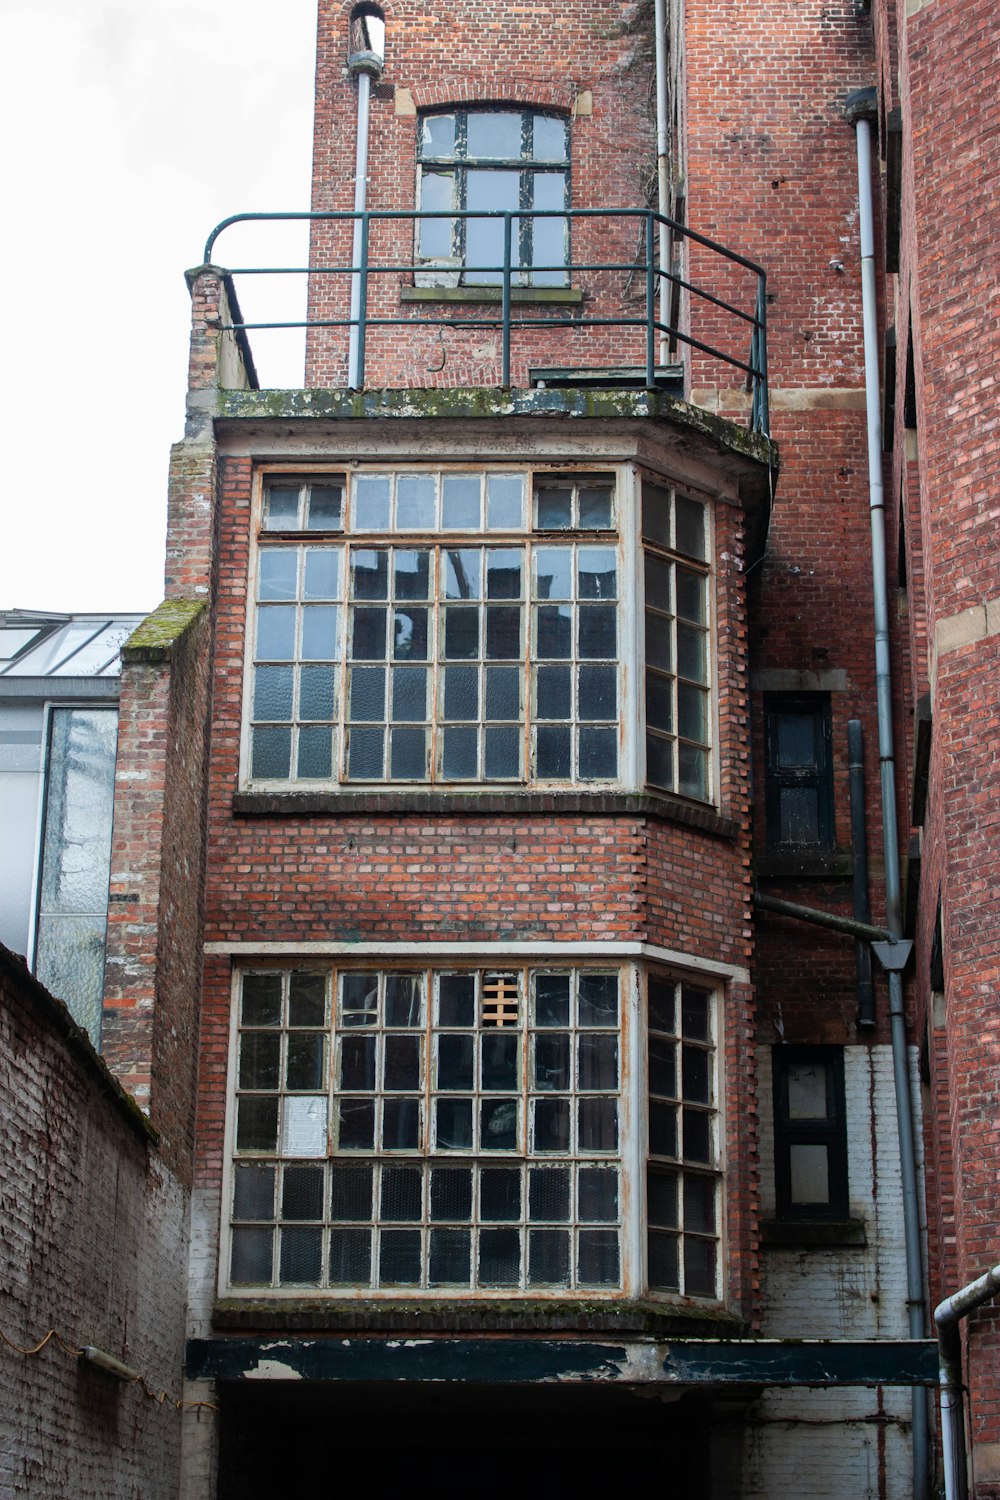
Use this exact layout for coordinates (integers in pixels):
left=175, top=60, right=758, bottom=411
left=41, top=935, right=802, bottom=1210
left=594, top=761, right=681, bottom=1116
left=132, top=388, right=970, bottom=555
left=850, top=99, right=930, bottom=1499
left=646, top=210, right=656, bottom=386
left=848, top=719, right=876, bottom=1028
left=653, top=0, right=670, bottom=364
left=935, top=1263, right=1000, bottom=1500
left=347, top=68, right=372, bottom=390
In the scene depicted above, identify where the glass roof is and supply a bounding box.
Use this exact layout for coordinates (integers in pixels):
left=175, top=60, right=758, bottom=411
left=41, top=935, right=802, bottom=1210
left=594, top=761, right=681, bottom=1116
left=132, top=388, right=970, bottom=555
left=0, top=613, right=143, bottom=679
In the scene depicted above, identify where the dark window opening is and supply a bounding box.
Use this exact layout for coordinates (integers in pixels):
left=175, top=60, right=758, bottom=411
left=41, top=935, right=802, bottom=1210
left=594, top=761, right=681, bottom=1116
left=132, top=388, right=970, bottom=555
left=883, top=327, right=896, bottom=453
left=903, top=331, right=917, bottom=430
left=764, top=695, right=834, bottom=849
left=416, top=108, right=569, bottom=287
left=773, top=1046, right=848, bottom=1221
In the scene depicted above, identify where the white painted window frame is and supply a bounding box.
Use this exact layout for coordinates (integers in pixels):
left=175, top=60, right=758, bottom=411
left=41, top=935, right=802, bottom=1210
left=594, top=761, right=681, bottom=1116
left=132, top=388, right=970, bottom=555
left=239, top=461, right=717, bottom=805
left=217, top=950, right=727, bottom=1305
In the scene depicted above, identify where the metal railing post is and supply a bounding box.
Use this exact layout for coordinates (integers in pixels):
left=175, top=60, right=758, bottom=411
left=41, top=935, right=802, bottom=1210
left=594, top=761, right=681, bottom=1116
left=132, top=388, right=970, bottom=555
left=755, top=275, right=770, bottom=436
left=501, top=213, right=512, bottom=388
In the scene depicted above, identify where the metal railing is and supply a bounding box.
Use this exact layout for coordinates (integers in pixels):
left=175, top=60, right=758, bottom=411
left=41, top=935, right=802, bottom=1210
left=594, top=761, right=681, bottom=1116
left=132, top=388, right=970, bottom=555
left=202, top=208, right=769, bottom=434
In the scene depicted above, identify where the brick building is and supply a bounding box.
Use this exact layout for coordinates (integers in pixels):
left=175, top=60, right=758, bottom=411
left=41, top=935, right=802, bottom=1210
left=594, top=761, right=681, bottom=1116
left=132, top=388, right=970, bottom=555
left=14, top=0, right=994, bottom=1494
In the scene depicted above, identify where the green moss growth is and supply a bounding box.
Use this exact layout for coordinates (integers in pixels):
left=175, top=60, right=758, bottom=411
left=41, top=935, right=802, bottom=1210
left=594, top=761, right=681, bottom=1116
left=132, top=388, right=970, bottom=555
left=122, top=599, right=207, bottom=663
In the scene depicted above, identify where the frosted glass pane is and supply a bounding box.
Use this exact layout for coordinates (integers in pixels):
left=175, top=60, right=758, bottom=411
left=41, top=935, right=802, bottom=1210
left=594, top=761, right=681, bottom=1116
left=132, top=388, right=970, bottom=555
left=467, top=112, right=521, bottom=159
left=486, top=475, right=524, bottom=529
left=303, top=549, right=340, bottom=599
left=442, top=476, right=481, bottom=529
left=397, top=476, right=436, bottom=530
left=788, top=1061, right=829, bottom=1119
left=790, top=1143, right=830, bottom=1204
left=533, top=116, right=567, bottom=161
left=259, top=549, right=297, bottom=601
left=354, top=476, right=391, bottom=531
left=35, top=914, right=107, bottom=1041
left=421, top=114, right=455, bottom=156
left=40, top=710, right=117, bottom=914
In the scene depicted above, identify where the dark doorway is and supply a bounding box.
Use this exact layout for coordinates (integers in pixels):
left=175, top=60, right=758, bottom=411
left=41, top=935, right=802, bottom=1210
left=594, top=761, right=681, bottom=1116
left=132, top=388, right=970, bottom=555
left=218, top=1380, right=711, bottom=1495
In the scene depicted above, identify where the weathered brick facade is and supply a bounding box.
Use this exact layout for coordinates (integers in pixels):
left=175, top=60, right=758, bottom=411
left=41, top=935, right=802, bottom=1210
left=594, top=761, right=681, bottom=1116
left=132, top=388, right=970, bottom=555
left=31, top=0, right=988, bottom=1494
left=874, top=0, right=1000, bottom=1490
left=0, top=947, right=188, bottom=1499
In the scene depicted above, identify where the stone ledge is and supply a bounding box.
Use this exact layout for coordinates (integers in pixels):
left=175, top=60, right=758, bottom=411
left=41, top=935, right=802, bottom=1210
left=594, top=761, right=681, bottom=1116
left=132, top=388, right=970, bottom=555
left=400, top=285, right=585, bottom=306
left=755, top=851, right=856, bottom=882
left=232, top=788, right=740, bottom=838
left=212, top=1297, right=745, bottom=1337
left=760, top=1219, right=867, bottom=1249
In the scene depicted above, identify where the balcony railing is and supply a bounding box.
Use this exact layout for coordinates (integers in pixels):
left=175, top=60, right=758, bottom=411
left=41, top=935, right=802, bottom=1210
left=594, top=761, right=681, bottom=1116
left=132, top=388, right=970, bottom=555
left=202, top=208, right=769, bottom=435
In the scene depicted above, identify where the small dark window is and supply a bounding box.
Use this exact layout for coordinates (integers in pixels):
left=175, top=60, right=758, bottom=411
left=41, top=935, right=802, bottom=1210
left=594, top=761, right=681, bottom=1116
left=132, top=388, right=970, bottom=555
left=764, top=695, right=833, bottom=849
left=773, top=1047, right=848, bottom=1221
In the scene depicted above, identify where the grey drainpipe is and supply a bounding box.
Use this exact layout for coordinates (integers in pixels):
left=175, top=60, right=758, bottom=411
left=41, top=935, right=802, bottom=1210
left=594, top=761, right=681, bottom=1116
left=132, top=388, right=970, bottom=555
left=653, top=0, right=670, bottom=364
left=936, top=1265, right=1000, bottom=1500
left=347, top=28, right=384, bottom=389
left=845, top=85, right=930, bottom=1500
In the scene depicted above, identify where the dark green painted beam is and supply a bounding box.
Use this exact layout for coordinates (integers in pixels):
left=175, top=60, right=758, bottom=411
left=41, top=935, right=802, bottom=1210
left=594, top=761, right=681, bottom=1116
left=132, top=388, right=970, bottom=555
left=186, top=1336, right=938, bottom=1388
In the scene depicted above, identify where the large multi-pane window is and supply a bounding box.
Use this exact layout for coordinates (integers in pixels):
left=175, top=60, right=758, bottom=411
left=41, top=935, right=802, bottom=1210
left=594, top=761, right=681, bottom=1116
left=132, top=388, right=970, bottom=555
left=248, top=468, right=620, bottom=787
left=225, top=963, right=720, bottom=1300
left=416, top=109, right=569, bottom=286
left=245, top=465, right=714, bottom=800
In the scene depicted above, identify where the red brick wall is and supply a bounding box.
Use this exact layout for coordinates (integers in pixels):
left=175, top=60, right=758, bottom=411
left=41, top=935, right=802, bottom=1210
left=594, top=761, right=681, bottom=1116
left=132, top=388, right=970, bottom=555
left=189, top=436, right=760, bottom=1319
left=305, top=0, right=758, bottom=389
left=0, top=947, right=187, bottom=1499
left=873, top=0, right=1000, bottom=1484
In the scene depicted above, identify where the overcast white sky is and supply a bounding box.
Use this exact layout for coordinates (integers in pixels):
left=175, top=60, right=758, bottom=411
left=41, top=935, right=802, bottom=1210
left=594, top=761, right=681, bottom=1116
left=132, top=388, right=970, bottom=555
left=0, top=0, right=319, bottom=613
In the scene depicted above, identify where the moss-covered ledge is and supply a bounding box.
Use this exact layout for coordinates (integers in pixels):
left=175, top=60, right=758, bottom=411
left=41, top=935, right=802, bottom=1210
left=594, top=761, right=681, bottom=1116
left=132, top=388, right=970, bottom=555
left=212, top=385, right=776, bottom=473
left=122, top=599, right=207, bottom=664
left=212, top=1297, right=748, bottom=1338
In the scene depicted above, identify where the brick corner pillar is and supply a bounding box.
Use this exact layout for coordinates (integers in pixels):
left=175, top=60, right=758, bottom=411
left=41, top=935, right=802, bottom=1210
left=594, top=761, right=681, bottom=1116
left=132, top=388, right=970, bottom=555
left=102, top=599, right=213, bottom=1182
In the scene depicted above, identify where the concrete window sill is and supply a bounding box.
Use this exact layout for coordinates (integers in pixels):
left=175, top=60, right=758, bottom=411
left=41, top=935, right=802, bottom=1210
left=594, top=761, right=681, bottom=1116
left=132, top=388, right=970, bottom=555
left=400, top=285, right=585, bottom=306
left=760, top=1219, right=867, bottom=1249
left=232, top=788, right=739, bottom=838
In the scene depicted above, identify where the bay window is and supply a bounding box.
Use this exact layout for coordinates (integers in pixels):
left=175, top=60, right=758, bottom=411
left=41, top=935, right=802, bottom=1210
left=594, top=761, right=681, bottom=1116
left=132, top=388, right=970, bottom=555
left=225, top=963, right=720, bottom=1300
left=244, top=465, right=713, bottom=800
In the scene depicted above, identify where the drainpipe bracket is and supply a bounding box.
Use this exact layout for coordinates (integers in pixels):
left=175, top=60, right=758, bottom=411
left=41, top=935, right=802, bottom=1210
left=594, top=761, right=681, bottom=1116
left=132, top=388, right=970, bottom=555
left=872, top=939, right=913, bottom=973
left=844, top=87, right=878, bottom=125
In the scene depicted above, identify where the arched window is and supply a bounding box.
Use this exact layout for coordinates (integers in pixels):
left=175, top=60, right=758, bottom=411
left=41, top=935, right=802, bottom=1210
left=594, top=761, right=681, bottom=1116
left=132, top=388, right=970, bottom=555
left=416, top=108, right=569, bottom=287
